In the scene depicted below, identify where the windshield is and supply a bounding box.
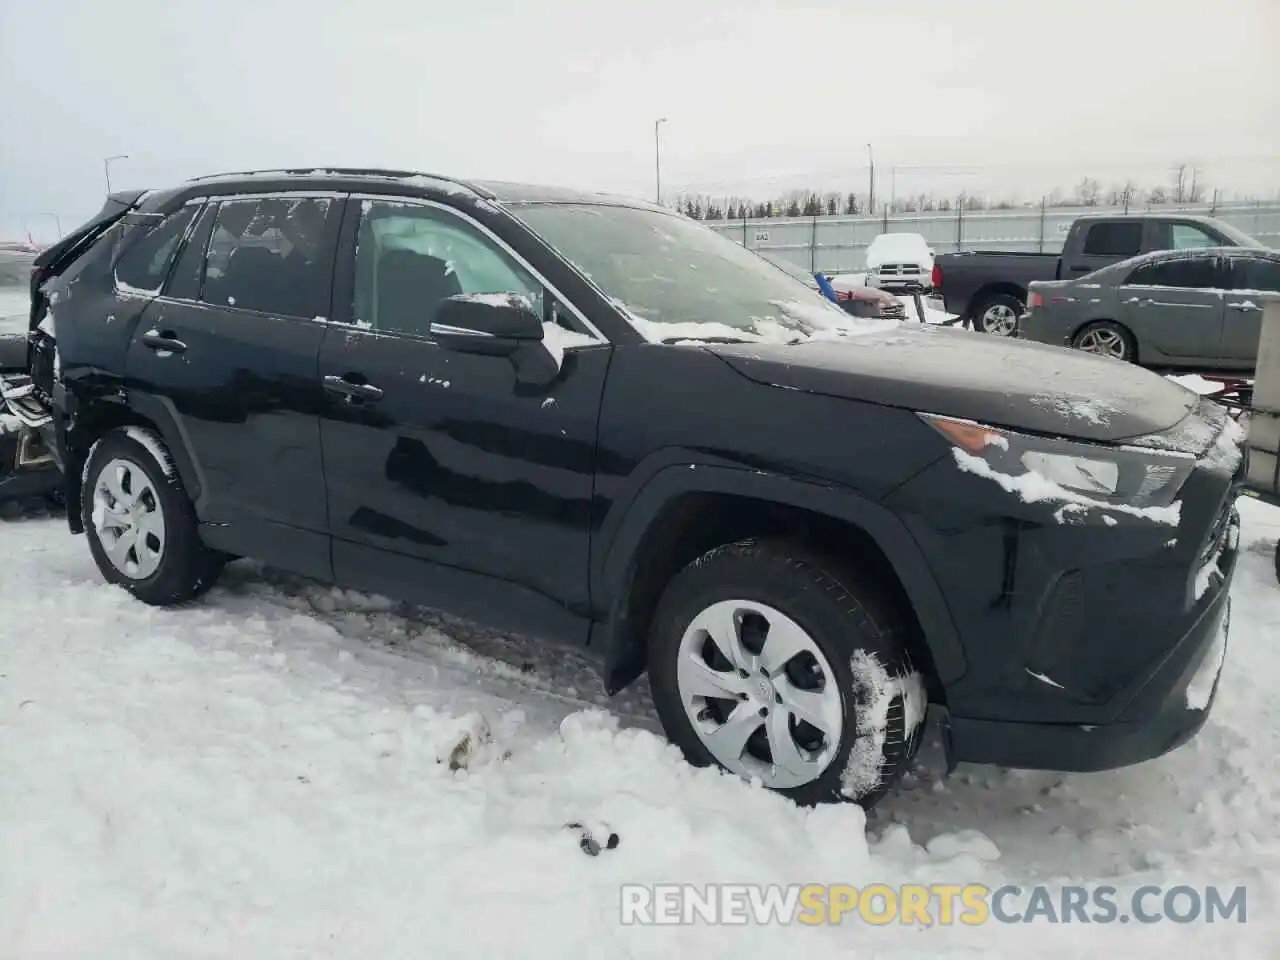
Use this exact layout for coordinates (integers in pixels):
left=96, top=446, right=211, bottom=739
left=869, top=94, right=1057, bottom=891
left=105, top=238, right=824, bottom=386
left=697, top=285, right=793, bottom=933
left=512, top=203, right=896, bottom=343
left=758, top=252, right=819, bottom=288
left=1214, top=220, right=1264, bottom=247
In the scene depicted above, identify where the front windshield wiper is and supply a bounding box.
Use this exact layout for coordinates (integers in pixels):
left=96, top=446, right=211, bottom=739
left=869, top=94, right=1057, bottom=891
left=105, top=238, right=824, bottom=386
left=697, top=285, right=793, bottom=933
left=660, top=335, right=755, bottom=345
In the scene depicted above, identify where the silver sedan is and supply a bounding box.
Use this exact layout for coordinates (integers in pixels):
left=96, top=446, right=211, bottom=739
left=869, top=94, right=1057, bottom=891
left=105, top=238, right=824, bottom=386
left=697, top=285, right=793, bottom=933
left=1018, top=247, right=1280, bottom=370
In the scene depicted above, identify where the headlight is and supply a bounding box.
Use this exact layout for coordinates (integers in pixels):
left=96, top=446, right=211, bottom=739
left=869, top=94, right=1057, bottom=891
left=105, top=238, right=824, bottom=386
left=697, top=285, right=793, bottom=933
left=920, top=414, right=1194, bottom=510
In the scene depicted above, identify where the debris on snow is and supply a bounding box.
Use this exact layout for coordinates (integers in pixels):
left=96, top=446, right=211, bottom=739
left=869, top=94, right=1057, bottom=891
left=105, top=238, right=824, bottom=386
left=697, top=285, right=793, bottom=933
left=564, top=820, right=620, bottom=856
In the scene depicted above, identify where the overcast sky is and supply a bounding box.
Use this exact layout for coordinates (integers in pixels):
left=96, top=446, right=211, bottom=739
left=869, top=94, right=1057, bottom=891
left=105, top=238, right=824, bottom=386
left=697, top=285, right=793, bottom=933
left=2, top=0, right=1277, bottom=241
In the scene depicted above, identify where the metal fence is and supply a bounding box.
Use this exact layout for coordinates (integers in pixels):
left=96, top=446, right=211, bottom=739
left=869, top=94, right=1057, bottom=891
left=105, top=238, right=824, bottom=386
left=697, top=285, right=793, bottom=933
left=701, top=200, right=1280, bottom=276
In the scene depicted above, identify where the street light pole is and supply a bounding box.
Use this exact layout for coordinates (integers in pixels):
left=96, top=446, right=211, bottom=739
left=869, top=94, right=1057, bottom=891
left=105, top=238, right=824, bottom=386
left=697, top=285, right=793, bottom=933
left=867, top=143, right=875, bottom=215
left=654, top=118, right=667, bottom=206
left=103, top=154, right=129, bottom=196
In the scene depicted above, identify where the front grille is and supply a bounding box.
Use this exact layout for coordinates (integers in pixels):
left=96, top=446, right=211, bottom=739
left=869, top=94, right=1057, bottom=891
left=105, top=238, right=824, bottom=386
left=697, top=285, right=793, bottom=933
left=875, top=263, right=923, bottom=276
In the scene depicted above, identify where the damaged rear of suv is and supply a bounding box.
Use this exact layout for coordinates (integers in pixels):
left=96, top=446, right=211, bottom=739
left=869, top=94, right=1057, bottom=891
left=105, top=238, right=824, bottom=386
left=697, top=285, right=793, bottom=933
left=10, top=169, right=1249, bottom=811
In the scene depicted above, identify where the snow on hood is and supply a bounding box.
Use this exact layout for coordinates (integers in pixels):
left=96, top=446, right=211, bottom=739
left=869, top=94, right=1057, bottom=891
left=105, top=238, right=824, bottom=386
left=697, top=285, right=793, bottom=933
left=615, top=297, right=900, bottom=345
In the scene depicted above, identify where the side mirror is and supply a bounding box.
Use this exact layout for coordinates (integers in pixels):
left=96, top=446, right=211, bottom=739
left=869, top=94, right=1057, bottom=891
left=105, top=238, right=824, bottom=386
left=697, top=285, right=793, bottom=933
left=430, top=293, right=543, bottom=356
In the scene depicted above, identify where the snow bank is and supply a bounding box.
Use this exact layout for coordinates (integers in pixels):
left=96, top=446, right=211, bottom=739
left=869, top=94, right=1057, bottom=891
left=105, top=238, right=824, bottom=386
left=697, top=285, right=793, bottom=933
left=2, top=496, right=1278, bottom=957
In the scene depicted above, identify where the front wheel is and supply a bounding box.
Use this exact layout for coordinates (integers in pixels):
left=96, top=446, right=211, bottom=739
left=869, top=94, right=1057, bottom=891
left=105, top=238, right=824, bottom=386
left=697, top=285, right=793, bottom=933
left=82, top=427, right=225, bottom=605
left=646, top=540, right=927, bottom=808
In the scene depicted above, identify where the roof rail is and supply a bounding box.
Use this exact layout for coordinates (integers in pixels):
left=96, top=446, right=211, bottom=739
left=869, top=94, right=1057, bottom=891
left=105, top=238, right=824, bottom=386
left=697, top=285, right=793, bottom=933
left=185, top=167, right=485, bottom=194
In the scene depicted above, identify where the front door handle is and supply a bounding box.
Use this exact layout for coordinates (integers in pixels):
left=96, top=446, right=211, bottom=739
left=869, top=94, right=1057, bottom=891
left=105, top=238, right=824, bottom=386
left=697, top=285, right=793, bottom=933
left=1227, top=301, right=1259, bottom=312
left=323, top=374, right=384, bottom=402
left=141, top=330, right=187, bottom=353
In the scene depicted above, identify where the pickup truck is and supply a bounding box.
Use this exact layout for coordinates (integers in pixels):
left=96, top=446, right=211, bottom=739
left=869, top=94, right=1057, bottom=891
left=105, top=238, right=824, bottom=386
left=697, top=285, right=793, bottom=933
left=932, top=213, right=1264, bottom=335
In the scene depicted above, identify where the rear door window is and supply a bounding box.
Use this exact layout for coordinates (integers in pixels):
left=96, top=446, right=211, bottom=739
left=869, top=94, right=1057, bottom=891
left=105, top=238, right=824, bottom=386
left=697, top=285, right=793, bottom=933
left=113, top=206, right=200, bottom=295
left=200, top=197, right=335, bottom=318
left=1126, top=257, right=1219, bottom=289
left=1226, top=257, right=1280, bottom=293
left=165, top=204, right=218, bottom=301
left=1082, top=222, right=1143, bottom=257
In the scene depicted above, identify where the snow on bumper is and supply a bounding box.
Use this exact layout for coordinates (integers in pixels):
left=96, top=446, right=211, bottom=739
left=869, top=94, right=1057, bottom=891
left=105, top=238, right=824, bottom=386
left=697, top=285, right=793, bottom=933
left=1185, top=599, right=1229, bottom=712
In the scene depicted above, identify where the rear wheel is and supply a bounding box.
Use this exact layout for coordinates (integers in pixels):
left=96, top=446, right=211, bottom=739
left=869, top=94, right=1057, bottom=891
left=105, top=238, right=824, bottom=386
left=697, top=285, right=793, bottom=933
left=82, top=428, right=224, bottom=605
left=1072, top=320, right=1136, bottom=362
left=974, top=293, right=1023, bottom=336
left=647, top=539, right=927, bottom=808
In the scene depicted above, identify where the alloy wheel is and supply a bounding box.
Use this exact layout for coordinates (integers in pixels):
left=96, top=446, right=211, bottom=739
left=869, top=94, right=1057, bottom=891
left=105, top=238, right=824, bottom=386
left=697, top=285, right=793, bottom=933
left=91, top=457, right=167, bottom=579
left=1077, top=327, right=1128, bottom=360
left=675, top=599, right=844, bottom=790
left=981, top=303, right=1018, bottom=336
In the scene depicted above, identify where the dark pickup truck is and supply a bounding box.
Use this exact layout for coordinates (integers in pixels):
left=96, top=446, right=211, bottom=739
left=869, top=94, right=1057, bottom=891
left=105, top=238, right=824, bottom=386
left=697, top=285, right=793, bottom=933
left=933, top=213, right=1263, bottom=335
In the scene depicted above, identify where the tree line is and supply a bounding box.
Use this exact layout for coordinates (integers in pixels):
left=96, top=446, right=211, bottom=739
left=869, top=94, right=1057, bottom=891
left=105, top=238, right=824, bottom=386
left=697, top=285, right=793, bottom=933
left=671, top=163, right=1228, bottom=220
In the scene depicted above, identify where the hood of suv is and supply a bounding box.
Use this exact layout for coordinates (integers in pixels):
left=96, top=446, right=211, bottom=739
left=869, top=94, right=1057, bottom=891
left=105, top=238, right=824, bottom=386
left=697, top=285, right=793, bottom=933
left=705, top=324, right=1199, bottom=445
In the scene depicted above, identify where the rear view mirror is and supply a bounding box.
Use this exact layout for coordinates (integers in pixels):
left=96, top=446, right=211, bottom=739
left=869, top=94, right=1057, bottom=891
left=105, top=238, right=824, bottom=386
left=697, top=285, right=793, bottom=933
left=430, top=294, right=544, bottom=356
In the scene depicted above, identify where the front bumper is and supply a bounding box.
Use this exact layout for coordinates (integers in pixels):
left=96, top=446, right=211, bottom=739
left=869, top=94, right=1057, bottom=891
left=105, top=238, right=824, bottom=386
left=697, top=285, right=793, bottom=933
left=885, top=402, right=1246, bottom=773
left=943, top=589, right=1230, bottom=772
left=867, top=274, right=930, bottom=294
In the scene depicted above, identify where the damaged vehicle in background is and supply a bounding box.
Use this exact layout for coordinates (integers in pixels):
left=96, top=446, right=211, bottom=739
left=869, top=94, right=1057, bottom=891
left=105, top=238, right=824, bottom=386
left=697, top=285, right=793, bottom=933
left=15, top=168, right=1245, bottom=811
left=0, top=329, right=60, bottom=506
left=760, top=252, right=907, bottom=320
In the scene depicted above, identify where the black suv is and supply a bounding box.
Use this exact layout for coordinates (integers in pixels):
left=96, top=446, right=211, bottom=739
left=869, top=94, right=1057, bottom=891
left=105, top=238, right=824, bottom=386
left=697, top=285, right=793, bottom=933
left=4, top=168, right=1245, bottom=808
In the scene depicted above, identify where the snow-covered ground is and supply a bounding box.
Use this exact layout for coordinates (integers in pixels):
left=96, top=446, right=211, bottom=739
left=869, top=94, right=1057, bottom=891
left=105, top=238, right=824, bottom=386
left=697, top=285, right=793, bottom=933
left=0, top=285, right=28, bottom=333
left=3, top=283, right=1278, bottom=956
left=1, top=495, right=1277, bottom=957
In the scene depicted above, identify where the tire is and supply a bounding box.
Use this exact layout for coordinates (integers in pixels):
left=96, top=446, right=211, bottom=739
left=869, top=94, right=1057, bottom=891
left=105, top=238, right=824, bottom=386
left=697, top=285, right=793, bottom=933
left=1273, top=540, right=1279, bottom=585
left=81, top=427, right=224, bottom=605
left=647, top=539, right=927, bottom=809
left=1072, top=320, right=1136, bottom=363
left=973, top=293, right=1023, bottom=336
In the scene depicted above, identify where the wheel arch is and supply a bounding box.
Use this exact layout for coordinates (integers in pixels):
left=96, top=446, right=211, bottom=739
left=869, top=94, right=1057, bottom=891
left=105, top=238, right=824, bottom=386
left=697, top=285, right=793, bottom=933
left=970, top=283, right=1028, bottom=314
left=591, top=463, right=966, bottom=697
left=61, top=389, right=203, bottom=534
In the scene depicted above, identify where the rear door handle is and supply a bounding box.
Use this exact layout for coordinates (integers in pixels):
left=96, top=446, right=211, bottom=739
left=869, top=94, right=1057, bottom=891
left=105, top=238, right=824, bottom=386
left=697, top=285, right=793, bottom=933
left=1227, top=301, right=1259, bottom=312
left=141, top=330, right=187, bottom=353
left=323, top=374, right=384, bottom=402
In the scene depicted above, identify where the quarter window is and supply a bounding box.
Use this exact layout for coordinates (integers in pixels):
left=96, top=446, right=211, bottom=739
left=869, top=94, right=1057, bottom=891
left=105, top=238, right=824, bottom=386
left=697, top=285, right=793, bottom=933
left=200, top=197, right=333, bottom=318
left=353, top=201, right=544, bottom=338
left=114, top=206, right=199, bottom=295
